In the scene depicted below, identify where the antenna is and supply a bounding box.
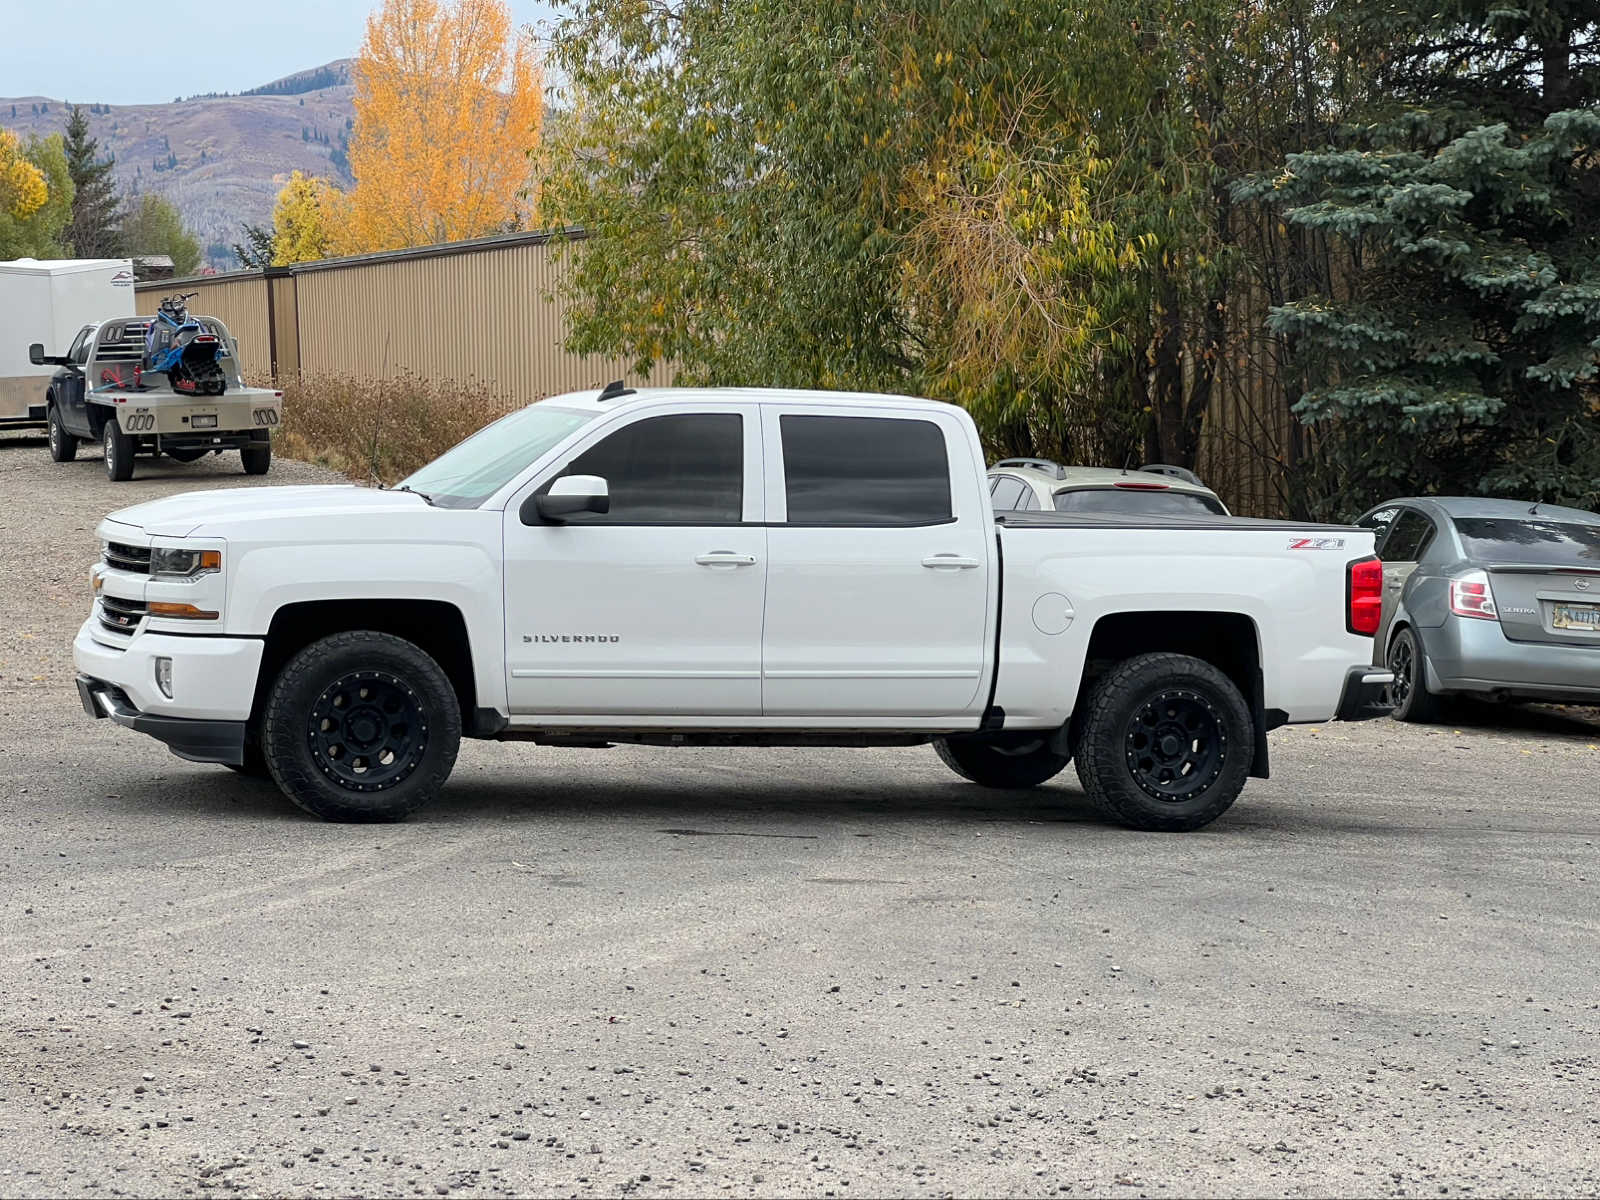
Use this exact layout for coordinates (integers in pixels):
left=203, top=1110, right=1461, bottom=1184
left=369, top=333, right=392, bottom=487
left=1529, top=502, right=1541, bottom=515
left=597, top=379, right=635, bottom=401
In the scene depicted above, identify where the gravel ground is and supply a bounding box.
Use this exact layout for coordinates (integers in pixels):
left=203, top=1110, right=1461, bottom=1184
left=3, top=432, right=1600, bottom=1199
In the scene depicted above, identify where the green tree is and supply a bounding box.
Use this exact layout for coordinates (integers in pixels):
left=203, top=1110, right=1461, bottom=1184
left=120, top=193, right=203, bottom=276
left=544, top=0, right=1156, bottom=466
left=0, top=133, right=74, bottom=258
left=1247, top=0, right=1600, bottom=515
left=231, top=221, right=277, bottom=269
left=63, top=105, right=122, bottom=257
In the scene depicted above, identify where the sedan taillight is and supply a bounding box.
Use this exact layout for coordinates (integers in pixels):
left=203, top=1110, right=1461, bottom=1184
left=1450, top=570, right=1498, bottom=621
left=1348, top=556, right=1382, bottom=635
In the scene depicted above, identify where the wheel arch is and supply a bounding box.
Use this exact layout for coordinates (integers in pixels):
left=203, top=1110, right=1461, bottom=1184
left=251, top=599, right=480, bottom=733
left=1077, top=610, right=1269, bottom=779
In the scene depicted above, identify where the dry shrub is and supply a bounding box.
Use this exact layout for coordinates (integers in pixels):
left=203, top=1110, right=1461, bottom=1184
left=277, top=373, right=520, bottom=485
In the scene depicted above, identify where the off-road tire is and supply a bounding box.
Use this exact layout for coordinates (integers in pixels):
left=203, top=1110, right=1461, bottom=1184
left=47, top=403, right=77, bottom=462
left=240, top=439, right=271, bottom=475
left=103, top=419, right=135, bottom=481
left=1075, top=653, right=1253, bottom=832
left=1387, top=625, right=1443, bottom=723
left=261, top=631, right=461, bottom=822
left=933, top=734, right=1070, bottom=789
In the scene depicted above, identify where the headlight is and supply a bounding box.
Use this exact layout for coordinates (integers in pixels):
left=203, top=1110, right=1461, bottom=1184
left=150, top=547, right=222, bottom=578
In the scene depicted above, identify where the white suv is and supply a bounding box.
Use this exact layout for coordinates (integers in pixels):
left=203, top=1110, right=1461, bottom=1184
left=988, top=459, right=1230, bottom=516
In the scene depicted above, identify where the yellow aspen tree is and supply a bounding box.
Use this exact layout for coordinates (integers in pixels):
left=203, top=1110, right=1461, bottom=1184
left=0, top=128, right=49, bottom=222
left=270, top=171, right=345, bottom=264
left=343, top=0, right=543, bottom=252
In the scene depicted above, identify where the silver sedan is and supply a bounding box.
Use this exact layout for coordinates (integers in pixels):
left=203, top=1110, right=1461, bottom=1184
left=1354, top=497, right=1600, bottom=721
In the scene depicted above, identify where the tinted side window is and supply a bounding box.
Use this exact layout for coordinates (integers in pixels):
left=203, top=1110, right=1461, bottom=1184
left=562, top=413, right=742, bottom=525
left=1380, top=510, right=1434, bottom=562
left=67, top=326, right=92, bottom=365
left=989, top=475, right=1027, bottom=511
left=781, top=415, right=952, bottom=526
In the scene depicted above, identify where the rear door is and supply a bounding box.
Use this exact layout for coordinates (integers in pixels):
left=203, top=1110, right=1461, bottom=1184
left=760, top=405, right=994, bottom=718
left=1453, top=516, right=1600, bottom=648
left=1373, top=507, right=1436, bottom=647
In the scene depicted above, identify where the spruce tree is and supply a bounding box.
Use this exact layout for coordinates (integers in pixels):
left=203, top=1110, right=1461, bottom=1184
left=63, top=105, right=122, bottom=258
left=1245, top=1, right=1599, bottom=515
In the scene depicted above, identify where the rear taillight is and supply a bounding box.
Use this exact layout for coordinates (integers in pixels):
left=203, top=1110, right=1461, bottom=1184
left=1449, top=570, right=1498, bottom=621
left=1347, top=556, right=1382, bottom=635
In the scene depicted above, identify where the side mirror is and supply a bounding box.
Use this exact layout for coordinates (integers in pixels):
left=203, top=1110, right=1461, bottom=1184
left=28, top=343, right=45, bottom=366
left=523, top=474, right=610, bottom=524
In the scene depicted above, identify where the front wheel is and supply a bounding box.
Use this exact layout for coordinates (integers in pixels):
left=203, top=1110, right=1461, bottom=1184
left=103, top=420, right=135, bottom=481
left=240, top=439, right=271, bottom=475
left=48, top=404, right=78, bottom=462
left=261, top=631, right=461, bottom=822
left=933, top=734, right=1070, bottom=789
left=1074, top=653, right=1253, bottom=832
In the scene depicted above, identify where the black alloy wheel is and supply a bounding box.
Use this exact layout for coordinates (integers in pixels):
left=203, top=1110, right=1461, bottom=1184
left=307, top=670, right=429, bottom=793
left=1123, top=688, right=1226, bottom=803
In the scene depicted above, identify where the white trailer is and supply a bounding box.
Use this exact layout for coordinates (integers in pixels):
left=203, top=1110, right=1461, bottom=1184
left=0, top=258, right=136, bottom=429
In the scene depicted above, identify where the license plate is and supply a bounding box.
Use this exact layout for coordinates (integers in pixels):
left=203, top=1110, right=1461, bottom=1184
left=190, top=414, right=217, bottom=429
left=1553, top=602, right=1600, bottom=631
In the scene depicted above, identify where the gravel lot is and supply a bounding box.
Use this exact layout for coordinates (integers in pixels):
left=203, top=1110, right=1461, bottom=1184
left=3, top=432, right=1600, bottom=1199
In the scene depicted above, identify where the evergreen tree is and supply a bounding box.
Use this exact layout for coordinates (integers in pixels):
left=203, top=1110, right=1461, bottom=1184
left=63, top=105, right=122, bottom=257
left=1247, top=0, right=1600, bottom=515
left=231, top=222, right=277, bottom=269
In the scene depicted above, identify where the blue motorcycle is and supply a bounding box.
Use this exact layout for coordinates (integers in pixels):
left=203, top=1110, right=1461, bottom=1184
left=144, top=292, right=228, bottom=396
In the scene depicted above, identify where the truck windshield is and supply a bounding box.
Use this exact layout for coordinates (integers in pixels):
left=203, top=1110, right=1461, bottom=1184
left=395, top=404, right=598, bottom=508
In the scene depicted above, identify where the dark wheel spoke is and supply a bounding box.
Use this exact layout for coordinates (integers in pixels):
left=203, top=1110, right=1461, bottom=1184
left=1123, top=687, right=1227, bottom=804
left=308, top=670, right=428, bottom=793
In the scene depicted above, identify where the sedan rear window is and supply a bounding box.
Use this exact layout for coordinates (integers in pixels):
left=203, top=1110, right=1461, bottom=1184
left=1053, top=488, right=1227, bottom=516
left=1454, top=518, right=1600, bottom=565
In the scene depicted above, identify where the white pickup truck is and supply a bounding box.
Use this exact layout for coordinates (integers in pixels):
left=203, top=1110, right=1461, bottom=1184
left=73, top=386, right=1392, bottom=830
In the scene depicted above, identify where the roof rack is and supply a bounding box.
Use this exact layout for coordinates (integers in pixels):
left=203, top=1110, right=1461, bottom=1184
left=993, top=457, right=1066, bottom=480
left=596, top=379, right=636, bottom=402
left=1139, top=463, right=1205, bottom=487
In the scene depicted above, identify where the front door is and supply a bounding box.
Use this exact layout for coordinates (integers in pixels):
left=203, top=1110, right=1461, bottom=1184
left=759, top=406, right=994, bottom=718
left=58, top=325, right=93, bottom=434
left=503, top=406, right=766, bottom=717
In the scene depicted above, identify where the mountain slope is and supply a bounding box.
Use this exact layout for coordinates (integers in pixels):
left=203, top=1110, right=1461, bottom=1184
left=1, top=62, right=355, bottom=269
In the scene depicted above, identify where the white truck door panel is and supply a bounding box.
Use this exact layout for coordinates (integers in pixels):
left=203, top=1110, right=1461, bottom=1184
left=760, top=407, right=993, bottom=717
left=504, top=407, right=766, bottom=716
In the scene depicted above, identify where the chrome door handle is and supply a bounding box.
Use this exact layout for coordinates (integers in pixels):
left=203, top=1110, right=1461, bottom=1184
left=695, top=551, right=758, bottom=567
left=922, top=554, right=981, bottom=570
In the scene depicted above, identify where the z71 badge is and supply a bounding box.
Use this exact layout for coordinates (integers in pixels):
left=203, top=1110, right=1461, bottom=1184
left=1287, top=537, right=1346, bottom=550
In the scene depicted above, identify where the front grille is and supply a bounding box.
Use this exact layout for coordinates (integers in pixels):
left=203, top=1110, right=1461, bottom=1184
left=99, top=595, right=147, bottom=635
left=104, top=542, right=151, bottom=574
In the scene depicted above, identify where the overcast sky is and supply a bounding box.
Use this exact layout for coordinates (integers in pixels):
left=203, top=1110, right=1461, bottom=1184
left=0, top=0, right=561, bottom=106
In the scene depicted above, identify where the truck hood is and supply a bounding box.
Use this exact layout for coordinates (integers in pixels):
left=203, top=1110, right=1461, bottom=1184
left=104, top=485, right=432, bottom=538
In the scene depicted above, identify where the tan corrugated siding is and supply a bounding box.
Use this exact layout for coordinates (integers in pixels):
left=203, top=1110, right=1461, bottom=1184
left=135, top=276, right=272, bottom=384
left=135, top=236, right=673, bottom=410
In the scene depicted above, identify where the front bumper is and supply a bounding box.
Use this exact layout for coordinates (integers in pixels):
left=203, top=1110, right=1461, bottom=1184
left=76, top=675, right=245, bottom=765
left=1336, top=665, right=1396, bottom=721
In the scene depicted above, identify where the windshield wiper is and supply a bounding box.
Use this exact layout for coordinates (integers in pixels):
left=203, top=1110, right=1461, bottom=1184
left=391, top=484, right=436, bottom=506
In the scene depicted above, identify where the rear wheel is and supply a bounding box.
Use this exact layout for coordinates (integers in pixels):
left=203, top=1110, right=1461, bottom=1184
left=47, top=404, right=77, bottom=462
left=241, top=439, right=271, bottom=475
left=261, top=631, right=461, bottom=822
left=933, top=733, right=1070, bottom=789
left=1387, top=626, right=1443, bottom=723
left=103, top=420, right=135, bottom=481
left=1074, top=653, right=1253, bottom=832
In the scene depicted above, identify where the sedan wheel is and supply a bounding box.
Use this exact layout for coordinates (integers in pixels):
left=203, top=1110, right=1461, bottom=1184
left=1386, top=626, right=1441, bottom=723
